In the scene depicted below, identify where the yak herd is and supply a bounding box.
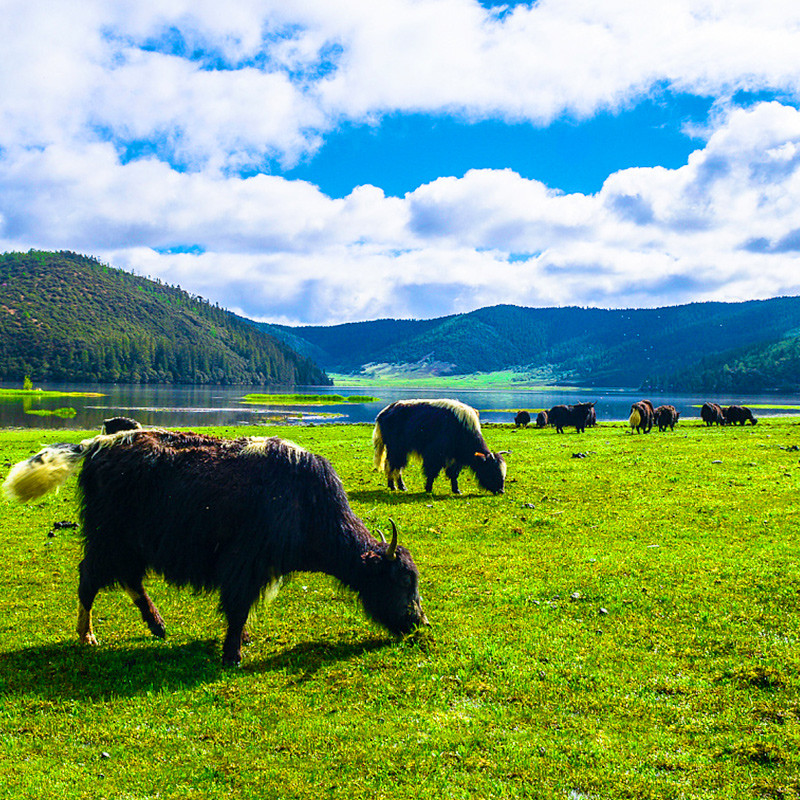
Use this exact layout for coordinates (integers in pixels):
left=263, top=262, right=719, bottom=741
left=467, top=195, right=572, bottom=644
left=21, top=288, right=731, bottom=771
left=0, top=396, right=761, bottom=664
left=515, top=399, right=758, bottom=434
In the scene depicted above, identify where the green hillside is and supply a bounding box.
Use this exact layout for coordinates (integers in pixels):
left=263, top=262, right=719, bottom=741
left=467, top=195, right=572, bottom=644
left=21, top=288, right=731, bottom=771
left=0, top=251, right=331, bottom=386
left=269, top=299, right=800, bottom=391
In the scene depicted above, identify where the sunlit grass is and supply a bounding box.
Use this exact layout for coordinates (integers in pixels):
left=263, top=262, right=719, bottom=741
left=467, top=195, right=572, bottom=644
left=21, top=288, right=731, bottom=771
left=0, top=419, right=798, bottom=798
left=241, top=393, right=379, bottom=405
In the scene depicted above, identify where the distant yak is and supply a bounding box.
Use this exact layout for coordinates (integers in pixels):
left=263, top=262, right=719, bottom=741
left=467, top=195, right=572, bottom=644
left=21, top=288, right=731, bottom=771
left=701, top=402, right=725, bottom=426
left=724, top=405, right=758, bottom=425
left=653, top=405, right=680, bottom=432
left=101, top=416, right=142, bottom=435
left=535, top=410, right=549, bottom=428
left=514, top=410, right=531, bottom=428
left=3, top=429, right=428, bottom=665
left=629, top=400, right=655, bottom=434
left=373, top=399, right=507, bottom=494
left=547, top=402, right=596, bottom=434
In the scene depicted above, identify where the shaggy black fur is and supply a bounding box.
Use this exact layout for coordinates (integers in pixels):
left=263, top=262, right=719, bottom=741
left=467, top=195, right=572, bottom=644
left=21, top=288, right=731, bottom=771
left=723, top=405, right=757, bottom=425
left=701, top=402, right=725, bottom=426
left=547, top=402, right=597, bottom=434
left=654, top=404, right=680, bottom=431
left=75, top=430, right=427, bottom=665
left=374, top=400, right=506, bottom=495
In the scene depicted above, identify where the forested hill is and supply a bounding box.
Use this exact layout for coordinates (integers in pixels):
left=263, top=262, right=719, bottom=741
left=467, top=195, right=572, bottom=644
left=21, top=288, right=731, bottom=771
left=0, top=251, right=331, bottom=386
left=268, top=299, right=800, bottom=392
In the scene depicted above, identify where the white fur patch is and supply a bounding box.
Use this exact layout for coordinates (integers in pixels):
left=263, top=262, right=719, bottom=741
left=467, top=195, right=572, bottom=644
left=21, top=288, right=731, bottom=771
left=242, top=437, right=306, bottom=463
left=3, top=447, right=76, bottom=503
left=396, top=399, right=482, bottom=434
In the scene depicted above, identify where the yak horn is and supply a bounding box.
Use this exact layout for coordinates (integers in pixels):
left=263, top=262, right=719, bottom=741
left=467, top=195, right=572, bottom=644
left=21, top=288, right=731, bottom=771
left=377, top=528, right=387, bottom=544
left=386, top=518, right=398, bottom=560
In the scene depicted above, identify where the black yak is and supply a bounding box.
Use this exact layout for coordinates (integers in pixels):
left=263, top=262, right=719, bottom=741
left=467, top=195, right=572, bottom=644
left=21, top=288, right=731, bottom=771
left=373, top=399, right=507, bottom=494
left=654, top=404, right=680, bottom=432
left=547, top=402, right=596, bottom=434
left=724, top=405, right=758, bottom=425
left=629, top=401, right=654, bottom=433
left=101, top=416, right=142, bottom=435
left=514, top=410, right=531, bottom=428
left=701, top=402, right=725, bottom=426
left=535, top=410, right=548, bottom=428
left=3, top=429, right=428, bottom=665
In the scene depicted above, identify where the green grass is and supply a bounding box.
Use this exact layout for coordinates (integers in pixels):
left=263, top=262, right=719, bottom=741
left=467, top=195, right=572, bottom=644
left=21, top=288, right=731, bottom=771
left=1, top=420, right=799, bottom=798
left=241, top=393, right=380, bottom=405
left=328, top=370, right=583, bottom=390
left=25, top=407, right=77, bottom=418
left=0, top=389, right=104, bottom=399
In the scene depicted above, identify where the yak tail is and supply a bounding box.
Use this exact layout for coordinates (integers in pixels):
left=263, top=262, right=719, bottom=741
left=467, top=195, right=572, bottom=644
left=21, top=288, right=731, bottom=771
left=629, top=409, right=641, bottom=429
left=372, top=422, right=387, bottom=472
left=3, top=442, right=89, bottom=503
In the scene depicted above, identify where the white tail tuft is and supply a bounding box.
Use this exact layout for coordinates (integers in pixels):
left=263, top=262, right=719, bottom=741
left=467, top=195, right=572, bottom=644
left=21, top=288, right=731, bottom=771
left=3, top=444, right=85, bottom=503
left=372, top=423, right=387, bottom=472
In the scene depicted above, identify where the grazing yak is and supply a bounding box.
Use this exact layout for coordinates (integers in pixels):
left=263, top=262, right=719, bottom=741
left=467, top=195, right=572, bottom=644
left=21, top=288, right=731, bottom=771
left=629, top=400, right=654, bottom=433
left=514, top=410, right=531, bottom=428
left=701, top=402, right=725, bottom=426
left=548, top=402, right=597, bottom=434
left=373, top=399, right=507, bottom=495
left=535, top=410, right=549, bottom=428
left=3, top=429, right=428, bottom=665
left=654, top=404, right=680, bottom=432
left=724, top=405, right=758, bottom=425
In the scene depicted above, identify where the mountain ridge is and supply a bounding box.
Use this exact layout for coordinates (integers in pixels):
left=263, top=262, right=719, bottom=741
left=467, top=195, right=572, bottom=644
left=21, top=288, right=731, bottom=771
left=0, top=250, right=331, bottom=386
left=263, top=298, right=800, bottom=392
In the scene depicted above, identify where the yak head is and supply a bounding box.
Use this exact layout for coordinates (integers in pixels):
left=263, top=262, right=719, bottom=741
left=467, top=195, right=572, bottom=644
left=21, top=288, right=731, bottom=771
left=359, top=520, right=429, bottom=636
left=472, top=451, right=507, bottom=494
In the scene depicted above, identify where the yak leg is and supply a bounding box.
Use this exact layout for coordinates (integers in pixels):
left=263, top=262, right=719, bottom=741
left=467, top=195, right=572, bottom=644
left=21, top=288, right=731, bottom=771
left=219, top=591, right=254, bottom=666
left=445, top=462, right=462, bottom=495
left=388, top=469, right=407, bottom=491
left=422, top=458, right=445, bottom=494
left=124, top=581, right=166, bottom=639
left=77, top=558, right=101, bottom=646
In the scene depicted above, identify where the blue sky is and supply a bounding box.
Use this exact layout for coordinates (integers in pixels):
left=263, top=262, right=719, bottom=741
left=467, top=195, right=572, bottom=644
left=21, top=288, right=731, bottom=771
left=1, top=1, right=800, bottom=325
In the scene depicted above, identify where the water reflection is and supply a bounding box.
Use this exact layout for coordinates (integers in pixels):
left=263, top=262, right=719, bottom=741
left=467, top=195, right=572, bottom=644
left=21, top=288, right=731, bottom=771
left=1, top=382, right=798, bottom=431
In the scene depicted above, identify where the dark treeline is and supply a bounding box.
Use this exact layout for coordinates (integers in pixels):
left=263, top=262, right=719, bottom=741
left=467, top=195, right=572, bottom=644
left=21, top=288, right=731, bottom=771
left=273, top=299, right=800, bottom=392
left=0, top=251, right=331, bottom=386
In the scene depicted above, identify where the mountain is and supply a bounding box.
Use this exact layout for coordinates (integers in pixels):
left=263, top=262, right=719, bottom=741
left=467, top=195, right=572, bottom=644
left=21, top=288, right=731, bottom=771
left=265, top=299, right=800, bottom=391
left=0, top=250, right=331, bottom=386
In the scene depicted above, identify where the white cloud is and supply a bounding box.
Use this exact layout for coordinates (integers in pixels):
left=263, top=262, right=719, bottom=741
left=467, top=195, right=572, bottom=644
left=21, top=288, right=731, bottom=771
left=3, top=2, right=800, bottom=324
left=4, top=0, right=800, bottom=169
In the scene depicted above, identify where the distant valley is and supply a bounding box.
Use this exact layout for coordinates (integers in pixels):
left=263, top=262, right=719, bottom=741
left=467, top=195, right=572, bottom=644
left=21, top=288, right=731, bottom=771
left=263, top=300, right=800, bottom=393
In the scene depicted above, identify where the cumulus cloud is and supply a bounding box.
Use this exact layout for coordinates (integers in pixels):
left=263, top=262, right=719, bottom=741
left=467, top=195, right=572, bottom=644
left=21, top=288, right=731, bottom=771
left=4, top=0, right=800, bottom=169
left=2, top=1, right=800, bottom=324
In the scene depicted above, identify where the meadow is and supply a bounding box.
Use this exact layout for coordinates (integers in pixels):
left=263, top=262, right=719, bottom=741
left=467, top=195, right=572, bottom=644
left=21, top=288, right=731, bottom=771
left=0, top=418, right=798, bottom=799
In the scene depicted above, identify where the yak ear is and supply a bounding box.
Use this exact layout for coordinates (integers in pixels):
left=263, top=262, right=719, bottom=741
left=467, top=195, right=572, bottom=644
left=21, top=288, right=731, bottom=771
left=474, top=452, right=487, bottom=461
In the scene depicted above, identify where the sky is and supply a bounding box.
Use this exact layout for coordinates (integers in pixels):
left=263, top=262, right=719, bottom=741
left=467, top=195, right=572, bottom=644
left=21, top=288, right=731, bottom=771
left=2, top=1, right=800, bottom=326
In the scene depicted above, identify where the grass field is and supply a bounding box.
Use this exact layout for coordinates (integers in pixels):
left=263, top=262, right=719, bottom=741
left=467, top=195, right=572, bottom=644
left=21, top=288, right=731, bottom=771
left=0, top=419, right=798, bottom=799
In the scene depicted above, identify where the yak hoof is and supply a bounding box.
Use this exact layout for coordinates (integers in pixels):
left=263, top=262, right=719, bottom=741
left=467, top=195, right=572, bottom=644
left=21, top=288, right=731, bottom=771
left=148, top=622, right=167, bottom=639
left=80, top=633, right=98, bottom=646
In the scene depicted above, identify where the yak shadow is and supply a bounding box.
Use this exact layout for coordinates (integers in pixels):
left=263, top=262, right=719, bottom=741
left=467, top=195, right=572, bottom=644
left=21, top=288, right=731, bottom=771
left=0, top=635, right=395, bottom=699
left=348, top=489, right=484, bottom=505
left=0, top=638, right=221, bottom=701
left=245, top=636, right=393, bottom=682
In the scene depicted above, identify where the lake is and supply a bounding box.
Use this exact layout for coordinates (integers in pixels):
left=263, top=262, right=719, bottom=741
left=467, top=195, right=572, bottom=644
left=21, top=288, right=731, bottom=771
left=2, top=382, right=798, bottom=431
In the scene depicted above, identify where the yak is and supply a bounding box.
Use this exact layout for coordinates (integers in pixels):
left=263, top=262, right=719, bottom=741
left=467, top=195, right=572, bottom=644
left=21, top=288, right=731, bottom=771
left=373, top=399, right=507, bottom=495
left=629, top=401, right=654, bottom=433
left=3, top=429, right=428, bottom=666
left=654, top=404, right=680, bottom=432
left=535, top=410, right=549, bottom=428
left=514, top=410, right=531, bottom=428
left=701, top=402, right=725, bottom=426
left=101, top=416, right=142, bottom=435
left=724, top=405, right=758, bottom=425
left=547, top=402, right=596, bottom=434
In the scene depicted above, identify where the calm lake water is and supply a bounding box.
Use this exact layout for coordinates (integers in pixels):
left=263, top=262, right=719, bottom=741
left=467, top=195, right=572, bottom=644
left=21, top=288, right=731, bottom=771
left=3, top=382, right=799, bottom=431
